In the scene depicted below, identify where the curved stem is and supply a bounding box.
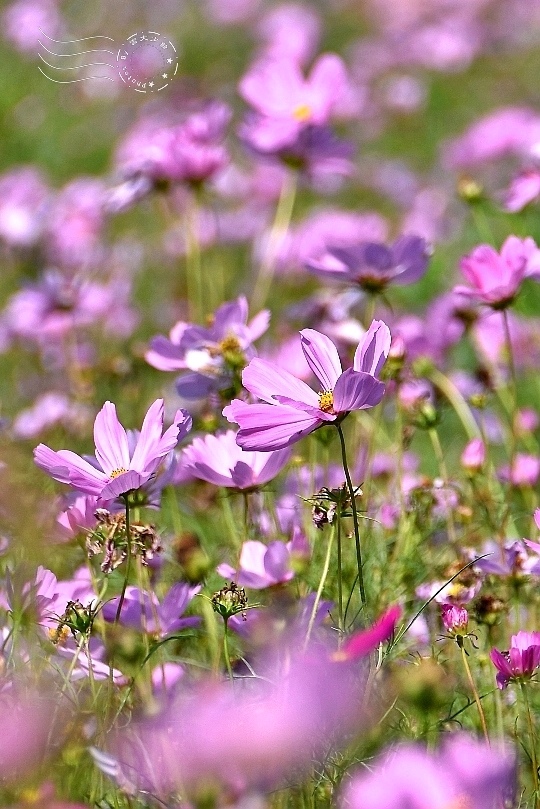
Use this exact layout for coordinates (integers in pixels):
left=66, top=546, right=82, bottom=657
left=250, top=171, right=297, bottom=311
left=336, top=512, right=344, bottom=637
left=115, top=495, right=132, bottom=625
left=460, top=644, right=490, bottom=745
left=336, top=422, right=366, bottom=607
left=502, top=308, right=517, bottom=473
left=304, top=523, right=335, bottom=649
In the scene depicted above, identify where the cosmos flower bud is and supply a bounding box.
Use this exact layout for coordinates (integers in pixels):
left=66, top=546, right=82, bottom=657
left=460, top=437, right=485, bottom=473
left=441, top=603, right=469, bottom=635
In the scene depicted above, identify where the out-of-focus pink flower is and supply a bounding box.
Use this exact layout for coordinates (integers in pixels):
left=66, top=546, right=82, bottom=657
left=34, top=399, right=191, bottom=500
left=0, top=694, right=53, bottom=780
left=491, top=630, right=540, bottom=689
left=45, top=179, right=106, bottom=268
left=0, top=167, right=49, bottom=248
left=504, top=169, right=540, bottom=212
left=146, top=296, right=269, bottom=400
left=12, top=393, right=91, bottom=440
left=460, top=438, right=485, bottom=472
left=3, top=0, right=62, bottom=53
left=474, top=539, right=540, bottom=578
left=306, top=234, right=430, bottom=292
left=56, top=494, right=100, bottom=541
left=101, top=620, right=393, bottom=800
left=444, top=107, right=540, bottom=169
left=217, top=536, right=306, bottom=589
left=224, top=321, right=390, bottom=451
left=183, top=430, right=291, bottom=490
left=239, top=53, right=349, bottom=151
left=342, top=733, right=515, bottom=809
left=454, top=236, right=540, bottom=308
left=498, top=453, right=540, bottom=487
left=115, top=102, right=231, bottom=188
left=257, top=3, right=321, bottom=66
left=102, top=583, right=200, bottom=636
left=333, top=604, right=401, bottom=661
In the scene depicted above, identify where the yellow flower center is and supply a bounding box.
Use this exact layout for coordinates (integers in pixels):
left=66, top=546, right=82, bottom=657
left=219, top=335, right=242, bottom=354
left=110, top=467, right=128, bottom=479
left=293, top=103, right=312, bottom=122
left=318, top=390, right=335, bottom=413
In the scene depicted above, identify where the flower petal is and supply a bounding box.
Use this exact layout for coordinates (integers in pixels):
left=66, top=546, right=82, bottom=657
left=223, top=399, right=322, bottom=451
left=93, top=402, right=130, bottom=475
left=353, top=320, right=391, bottom=377
left=100, top=470, right=145, bottom=500
left=299, top=329, right=342, bottom=390
left=242, top=358, right=319, bottom=407
left=333, top=369, right=385, bottom=412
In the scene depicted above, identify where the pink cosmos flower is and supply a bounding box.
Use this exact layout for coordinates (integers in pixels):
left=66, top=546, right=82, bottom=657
left=183, top=429, right=291, bottom=490
left=34, top=399, right=191, bottom=500
left=504, top=169, right=540, bottom=212
left=223, top=320, right=391, bottom=451
left=342, top=733, right=515, bottom=809
left=490, top=630, right=540, bottom=689
left=454, top=236, right=540, bottom=308
left=239, top=53, right=349, bottom=151
left=441, top=604, right=469, bottom=635
left=460, top=437, right=485, bottom=472
left=217, top=536, right=305, bottom=588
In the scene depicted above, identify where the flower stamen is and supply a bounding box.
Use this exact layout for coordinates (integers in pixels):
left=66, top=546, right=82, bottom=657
left=318, top=390, right=335, bottom=413
left=110, top=467, right=128, bottom=479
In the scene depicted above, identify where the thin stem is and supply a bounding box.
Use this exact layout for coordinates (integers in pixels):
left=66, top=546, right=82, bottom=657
left=460, top=644, right=490, bottom=745
left=115, top=495, right=132, bottom=625
left=251, top=171, right=297, bottom=311
left=223, top=619, right=234, bottom=683
left=426, top=367, right=481, bottom=440
left=336, top=422, right=366, bottom=607
left=502, top=308, right=517, bottom=472
left=520, top=682, right=540, bottom=805
left=304, top=523, right=335, bottom=648
left=336, top=511, right=344, bottom=638
left=428, top=427, right=457, bottom=546
left=185, top=190, right=203, bottom=321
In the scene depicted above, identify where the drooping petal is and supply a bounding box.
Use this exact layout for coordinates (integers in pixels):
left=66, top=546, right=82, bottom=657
left=299, top=329, right=342, bottom=390
left=242, top=358, right=319, bottom=407
left=254, top=447, right=292, bottom=486
left=54, top=449, right=109, bottom=494
left=176, top=373, right=219, bottom=399
left=333, top=369, right=385, bottom=412
left=100, top=470, right=145, bottom=500
left=230, top=461, right=256, bottom=489
left=223, top=399, right=322, bottom=451
left=93, top=402, right=131, bottom=476
left=353, top=320, right=391, bottom=377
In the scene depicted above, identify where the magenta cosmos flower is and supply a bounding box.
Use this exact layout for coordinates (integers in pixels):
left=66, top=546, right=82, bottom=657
left=183, top=429, right=291, bottom=490
left=223, top=320, right=390, bottom=450
left=454, top=236, right=540, bottom=308
left=34, top=399, right=191, bottom=500
left=490, top=630, right=540, bottom=689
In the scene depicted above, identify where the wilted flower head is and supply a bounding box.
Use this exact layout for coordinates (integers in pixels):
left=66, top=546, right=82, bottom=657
left=34, top=399, right=191, bottom=500
left=491, top=630, right=540, bottom=689
left=341, top=733, right=515, bottom=809
left=224, top=320, right=390, bottom=451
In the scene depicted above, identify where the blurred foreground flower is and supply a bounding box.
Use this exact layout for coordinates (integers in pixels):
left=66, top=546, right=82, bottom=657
left=342, top=734, right=515, bottom=809
left=34, top=399, right=191, bottom=500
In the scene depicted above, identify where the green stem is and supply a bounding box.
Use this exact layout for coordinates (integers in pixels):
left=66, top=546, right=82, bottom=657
left=460, top=644, right=490, bottom=745
left=426, top=367, right=481, bottom=440
left=336, top=511, right=344, bottom=637
left=223, top=619, right=234, bottom=683
left=521, top=682, right=540, bottom=805
left=304, top=523, right=335, bottom=648
left=115, top=495, right=132, bottom=625
left=185, top=190, right=203, bottom=321
left=251, top=171, right=297, bottom=311
left=336, top=422, right=366, bottom=607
